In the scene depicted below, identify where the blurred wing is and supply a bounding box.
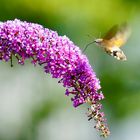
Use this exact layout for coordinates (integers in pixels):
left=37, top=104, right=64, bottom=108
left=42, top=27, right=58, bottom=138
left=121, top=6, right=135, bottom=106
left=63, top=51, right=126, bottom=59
left=103, top=24, right=119, bottom=40
left=109, top=23, right=131, bottom=48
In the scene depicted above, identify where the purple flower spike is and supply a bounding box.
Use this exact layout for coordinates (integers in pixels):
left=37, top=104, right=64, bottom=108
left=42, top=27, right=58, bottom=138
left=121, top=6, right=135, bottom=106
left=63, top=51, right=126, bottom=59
left=0, top=19, right=110, bottom=137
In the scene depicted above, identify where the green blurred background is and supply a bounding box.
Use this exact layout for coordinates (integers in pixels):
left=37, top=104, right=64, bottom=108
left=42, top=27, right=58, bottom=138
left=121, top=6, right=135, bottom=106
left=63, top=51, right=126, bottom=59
left=0, top=0, right=140, bottom=140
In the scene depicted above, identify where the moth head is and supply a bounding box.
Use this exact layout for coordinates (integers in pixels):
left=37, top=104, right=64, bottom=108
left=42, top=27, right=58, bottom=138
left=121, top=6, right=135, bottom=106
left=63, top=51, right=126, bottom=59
left=94, top=38, right=103, bottom=45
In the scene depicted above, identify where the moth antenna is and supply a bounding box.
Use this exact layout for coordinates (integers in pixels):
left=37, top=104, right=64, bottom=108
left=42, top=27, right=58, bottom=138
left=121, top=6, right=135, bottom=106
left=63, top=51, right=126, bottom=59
left=86, top=34, right=96, bottom=40
left=82, top=40, right=95, bottom=53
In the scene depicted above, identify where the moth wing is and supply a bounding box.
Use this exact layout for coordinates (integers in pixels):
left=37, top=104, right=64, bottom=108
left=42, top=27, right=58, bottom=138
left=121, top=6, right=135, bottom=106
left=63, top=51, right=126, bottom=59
left=103, top=24, right=119, bottom=40
left=109, top=23, right=131, bottom=48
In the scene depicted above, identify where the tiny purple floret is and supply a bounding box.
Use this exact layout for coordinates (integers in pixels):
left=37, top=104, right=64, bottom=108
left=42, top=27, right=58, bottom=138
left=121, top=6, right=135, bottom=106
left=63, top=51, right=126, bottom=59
left=0, top=19, right=110, bottom=137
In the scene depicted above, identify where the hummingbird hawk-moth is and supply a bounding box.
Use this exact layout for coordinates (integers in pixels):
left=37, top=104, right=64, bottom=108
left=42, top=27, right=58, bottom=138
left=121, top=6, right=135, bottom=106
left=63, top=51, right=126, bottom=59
left=84, top=23, right=131, bottom=60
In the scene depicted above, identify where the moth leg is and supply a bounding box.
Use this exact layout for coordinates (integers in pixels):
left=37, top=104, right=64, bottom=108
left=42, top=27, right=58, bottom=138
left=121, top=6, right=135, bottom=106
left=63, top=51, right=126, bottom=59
left=104, top=48, right=112, bottom=56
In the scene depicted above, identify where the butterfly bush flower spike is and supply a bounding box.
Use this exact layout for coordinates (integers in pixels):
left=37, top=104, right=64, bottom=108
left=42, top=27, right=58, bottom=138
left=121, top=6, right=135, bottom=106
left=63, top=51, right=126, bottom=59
left=0, top=19, right=110, bottom=137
